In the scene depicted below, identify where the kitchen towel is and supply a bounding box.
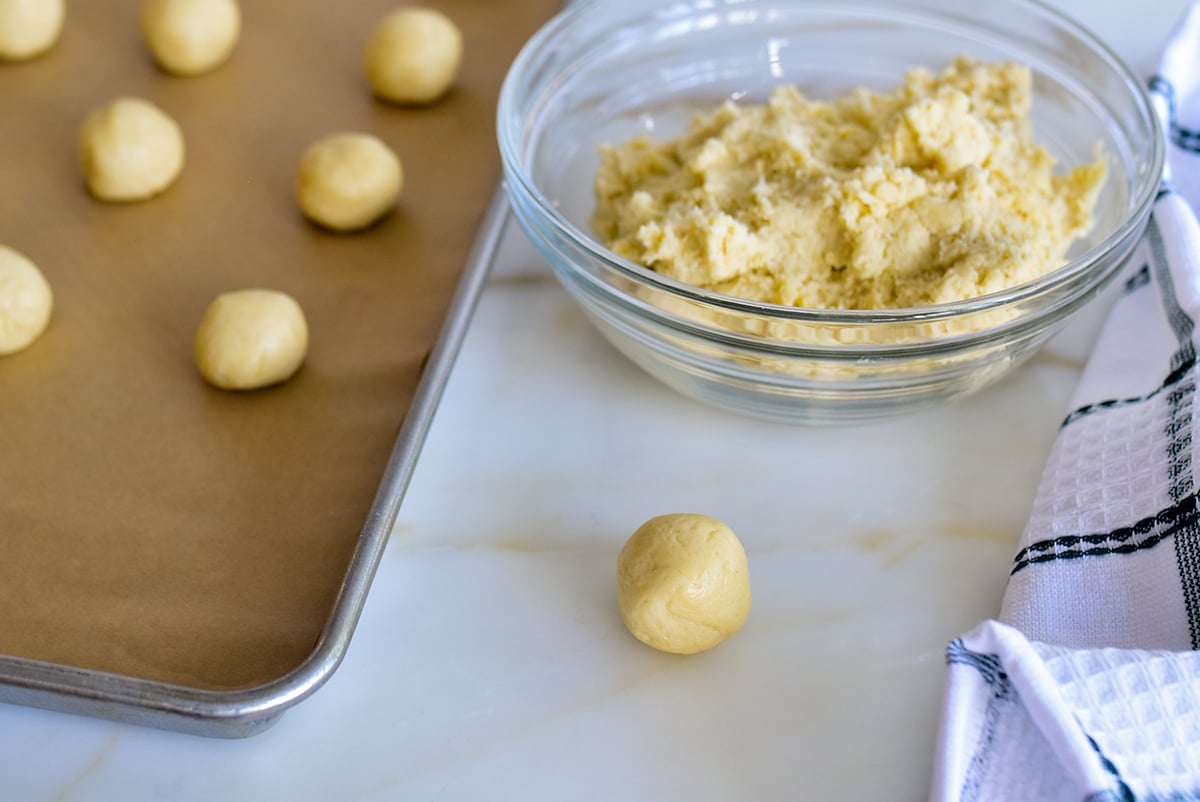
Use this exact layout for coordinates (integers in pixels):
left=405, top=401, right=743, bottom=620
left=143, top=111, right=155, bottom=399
left=931, top=5, right=1200, bottom=800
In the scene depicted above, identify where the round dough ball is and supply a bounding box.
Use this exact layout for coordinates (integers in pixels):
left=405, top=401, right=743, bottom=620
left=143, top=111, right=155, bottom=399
left=79, top=97, right=185, bottom=202
left=140, top=0, right=241, bottom=76
left=0, top=245, right=53, bottom=356
left=617, top=513, right=752, bottom=655
left=295, top=132, right=403, bottom=232
left=0, top=0, right=65, bottom=61
left=194, top=289, right=308, bottom=391
left=364, top=7, right=462, bottom=105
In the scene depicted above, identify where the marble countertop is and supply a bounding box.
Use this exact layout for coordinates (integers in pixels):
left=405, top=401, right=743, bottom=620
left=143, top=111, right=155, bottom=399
left=3, top=1, right=1191, bottom=800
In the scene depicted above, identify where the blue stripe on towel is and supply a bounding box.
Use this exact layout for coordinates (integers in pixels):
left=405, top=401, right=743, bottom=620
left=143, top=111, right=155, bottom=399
left=1149, top=75, right=1200, bottom=155
left=947, top=640, right=1017, bottom=802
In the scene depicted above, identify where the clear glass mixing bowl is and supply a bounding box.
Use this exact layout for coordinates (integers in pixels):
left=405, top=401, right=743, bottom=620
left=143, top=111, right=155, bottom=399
left=498, top=0, right=1162, bottom=424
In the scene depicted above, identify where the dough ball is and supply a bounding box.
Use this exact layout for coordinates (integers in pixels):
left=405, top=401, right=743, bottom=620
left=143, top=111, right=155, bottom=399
left=140, top=0, right=241, bottom=76
left=0, top=245, right=53, bottom=356
left=79, top=97, right=185, bottom=202
left=364, top=7, right=462, bottom=105
left=617, top=513, right=752, bottom=655
left=0, top=0, right=65, bottom=61
left=194, top=289, right=308, bottom=391
left=295, top=132, right=403, bottom=232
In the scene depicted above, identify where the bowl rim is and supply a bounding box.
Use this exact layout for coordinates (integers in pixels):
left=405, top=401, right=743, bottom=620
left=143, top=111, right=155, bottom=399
left=497, top=0, right=1165, bottom=325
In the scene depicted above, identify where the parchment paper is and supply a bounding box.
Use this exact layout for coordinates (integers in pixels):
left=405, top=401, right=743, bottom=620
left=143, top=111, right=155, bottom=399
left=0, top=0, right=557, bottom=690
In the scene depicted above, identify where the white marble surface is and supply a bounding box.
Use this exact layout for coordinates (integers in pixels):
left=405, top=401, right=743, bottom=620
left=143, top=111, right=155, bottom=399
left=1, top=1, right=1191, bottom=800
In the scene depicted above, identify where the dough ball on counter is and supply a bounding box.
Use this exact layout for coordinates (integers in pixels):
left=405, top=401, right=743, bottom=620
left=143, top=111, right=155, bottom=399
left=79, top=97, right=185, bottom=202
left=194, top=289, right=308, bottom=391
left=0, top=0, right=65, bottom=61
left=295, top=132, right=403, bottom=232
left=364, top=7, right=462, bottom=105
left=140, top=0, right=241, bottom=76
left=616, top=513, right=751, bottom=655
left=0, top=245, right=53, bottom=356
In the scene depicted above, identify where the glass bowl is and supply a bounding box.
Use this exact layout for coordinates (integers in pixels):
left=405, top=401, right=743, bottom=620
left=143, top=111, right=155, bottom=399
left=497, top=0, right=1162, bottom=425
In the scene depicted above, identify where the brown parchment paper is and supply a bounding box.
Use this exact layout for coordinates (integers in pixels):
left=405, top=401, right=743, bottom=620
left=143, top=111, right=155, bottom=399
left=0, top=0, right=557, bottom=690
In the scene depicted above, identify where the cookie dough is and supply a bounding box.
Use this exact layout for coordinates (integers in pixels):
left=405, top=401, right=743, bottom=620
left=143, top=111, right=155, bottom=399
left=0, top=245, right=52, bottom=356
left=79, top=97, right=185, bottom=202
left=140, top=0, right=241, bottom=76
left=194, top=289, right=308, bottom=391
left=616, top=513, right=752, bottom=655
left=0, top=0, right=64, bottom=61
left=295, top=132, right=403, bottom=232
left=364, top=7, right=462, bottom=105
left=593, top=57, right=1107, bottom=310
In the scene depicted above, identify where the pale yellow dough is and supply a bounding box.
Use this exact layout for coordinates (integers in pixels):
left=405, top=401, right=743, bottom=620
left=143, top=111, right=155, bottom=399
left=0, top=245, right=52, bottom=356
left=194, top=289, right=308, bottom=391
left=79, top=97, right=185, bottom=202
left=0, top=0, right=64, bottom=61
left=593, top=57, right=1107, bottom=310
left=140, top=0, right=241, bottom=76
left=616, top=513, right=751, bottom=655
left=364, top=7, right=463, bottom=105
left=295, top=132, right=403, bottom=232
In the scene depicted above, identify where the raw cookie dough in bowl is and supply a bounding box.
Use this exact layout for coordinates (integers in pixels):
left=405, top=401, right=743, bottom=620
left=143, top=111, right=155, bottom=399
left=0, top=245, right=52, bottom=356
left=0, top=0, right=64, bottom=61
left=79, top=97, right=185, bottom=202
left=498, top=0, right=1163, bottom=424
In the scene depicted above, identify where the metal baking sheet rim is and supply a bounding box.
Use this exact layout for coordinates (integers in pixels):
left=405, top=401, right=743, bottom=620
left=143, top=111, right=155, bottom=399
left=0, top=186, right=515, bottom=739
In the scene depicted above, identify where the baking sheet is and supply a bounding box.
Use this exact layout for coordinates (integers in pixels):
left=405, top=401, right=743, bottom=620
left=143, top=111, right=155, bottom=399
left=0, top=0, right=557, bottom=697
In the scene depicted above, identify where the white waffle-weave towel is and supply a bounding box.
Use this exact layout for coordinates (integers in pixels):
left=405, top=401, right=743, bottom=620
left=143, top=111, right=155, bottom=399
left=931, top=6, right=1200, bottom=801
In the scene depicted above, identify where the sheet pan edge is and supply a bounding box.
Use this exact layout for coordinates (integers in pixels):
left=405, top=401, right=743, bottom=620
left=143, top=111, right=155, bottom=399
left=0, top=187, right=515, bottom=738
